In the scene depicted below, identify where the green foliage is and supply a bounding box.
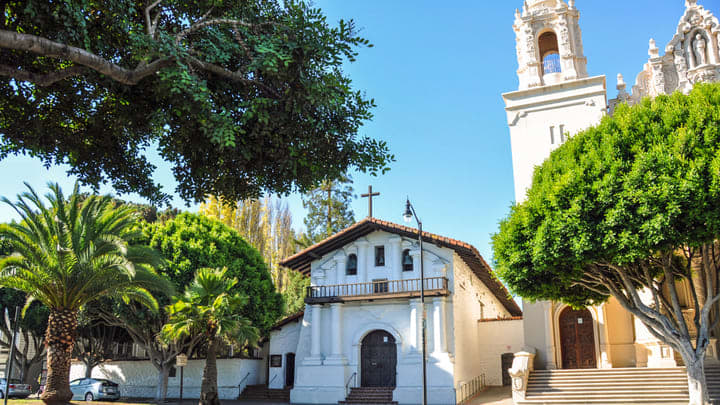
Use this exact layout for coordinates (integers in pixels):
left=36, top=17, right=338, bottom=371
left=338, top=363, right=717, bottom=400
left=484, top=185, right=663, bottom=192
left=302, top=174, right=356, bottom=244
left=137, top=213, right=283, bottom=332
left=162, top=267, right=258, bottom=346
left=283, top=270, right=310, bottom=315
left=0, top=182, right=173, bottom=312
left=0, top=0, right=393, bottom=204
left=492, top=83, right=720, bottom=308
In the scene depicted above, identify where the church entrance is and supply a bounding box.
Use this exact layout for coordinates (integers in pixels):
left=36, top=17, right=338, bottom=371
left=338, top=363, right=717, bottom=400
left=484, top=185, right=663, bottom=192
left=559, top=307, right=597, bottom=369
left=361, top=330, right=397, bottom=387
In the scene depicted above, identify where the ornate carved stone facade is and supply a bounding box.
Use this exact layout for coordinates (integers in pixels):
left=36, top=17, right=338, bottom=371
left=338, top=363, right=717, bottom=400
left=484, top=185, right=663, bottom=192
left=513, top=0, right=589, bottom=90
left=609, top=0, right=720, bottom=112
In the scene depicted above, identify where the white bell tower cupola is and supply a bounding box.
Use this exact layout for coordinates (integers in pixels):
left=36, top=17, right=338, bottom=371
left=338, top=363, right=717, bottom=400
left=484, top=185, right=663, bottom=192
left=513, top=0, right=589, bottom=89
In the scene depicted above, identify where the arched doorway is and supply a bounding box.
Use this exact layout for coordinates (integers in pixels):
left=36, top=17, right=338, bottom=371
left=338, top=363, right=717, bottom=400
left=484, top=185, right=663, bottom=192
left=559, top=307, right=597, bottom=369
left=361, top=330, right=397, bottom=387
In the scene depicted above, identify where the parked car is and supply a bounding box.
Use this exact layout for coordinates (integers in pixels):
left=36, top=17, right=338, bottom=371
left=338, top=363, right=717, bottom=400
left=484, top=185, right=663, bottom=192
left=69, top=378, right=121, bottom=402
left=0, top=378, right=32, bottom=399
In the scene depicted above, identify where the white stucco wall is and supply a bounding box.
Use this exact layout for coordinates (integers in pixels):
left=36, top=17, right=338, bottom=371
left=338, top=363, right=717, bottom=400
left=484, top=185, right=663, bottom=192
left=476, top=320, right=523, bottom=386
left=451, top=254, right=512, bottom=389
left=69, top=358, right=264, bottom=400
left=268, top=320, right=302, bottom=389
left=503, top=75, right=608, bottom=203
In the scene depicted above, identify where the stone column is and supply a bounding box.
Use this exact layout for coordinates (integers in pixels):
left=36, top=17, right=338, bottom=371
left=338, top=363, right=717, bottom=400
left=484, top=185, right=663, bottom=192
left=597, top=304, right=613, bottom=369
left=545, top=302, right=558, bottom=369
left=325, top=303, right=348, bottom=365
left=356, top=240, right=370, bottom=284
left=389, top=236, right=402, bottom=286
left=304, top=304, right=323, bottom=365
left=334, top=253, right=347, bottom=288
left=432, top=297, right=447, bottom=354
left=410, top=249, right=421, bottom=276
left=410, top=299, right=424, bottom=353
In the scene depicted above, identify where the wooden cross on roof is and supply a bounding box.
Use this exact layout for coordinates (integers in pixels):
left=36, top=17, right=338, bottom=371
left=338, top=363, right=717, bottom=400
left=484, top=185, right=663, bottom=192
left=361, top=185, right=380, bottom=218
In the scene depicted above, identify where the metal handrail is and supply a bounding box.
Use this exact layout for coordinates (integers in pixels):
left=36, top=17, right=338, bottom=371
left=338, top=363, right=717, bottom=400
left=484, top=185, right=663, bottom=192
left=238, top=372, right=252, bottom=396
left=456, top=374, right=485, bottom=404
left=345, top=372, right=357, bottom=397
left=268, top=374, right=279, bottom=388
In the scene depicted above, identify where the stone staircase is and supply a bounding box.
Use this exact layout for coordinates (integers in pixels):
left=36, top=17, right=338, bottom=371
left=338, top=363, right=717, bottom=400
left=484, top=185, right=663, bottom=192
left=707, top=364, right=720, bottom=404
left=517, top=367, right=691, bottom=404
left=338, top=387, right=397, bottom=405
left=238, top=384, right=291, bottom=402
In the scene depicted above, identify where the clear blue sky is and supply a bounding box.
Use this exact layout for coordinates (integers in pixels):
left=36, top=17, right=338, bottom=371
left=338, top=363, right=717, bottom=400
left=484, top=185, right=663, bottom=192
left=0, top=0, right=717, bottom=263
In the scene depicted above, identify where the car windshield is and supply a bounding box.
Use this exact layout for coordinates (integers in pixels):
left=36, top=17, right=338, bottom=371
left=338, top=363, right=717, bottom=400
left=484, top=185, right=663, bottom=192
left=6, top=379, right=21, bottom=384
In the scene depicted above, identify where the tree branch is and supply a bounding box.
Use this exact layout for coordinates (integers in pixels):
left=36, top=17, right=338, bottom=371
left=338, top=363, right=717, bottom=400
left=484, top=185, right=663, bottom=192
left=0, top=29, right=172, bottom=85
left=0, top=65, right=88, bottom=87
left=145, top=0, right=163, bottom=38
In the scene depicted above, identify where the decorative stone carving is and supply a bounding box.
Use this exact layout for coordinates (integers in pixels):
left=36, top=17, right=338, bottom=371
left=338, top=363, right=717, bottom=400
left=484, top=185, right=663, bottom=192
left=694, top=33, right=708, bottom=65
left=509, top=348, right=536, bottom=403
left=663, top=63, right=679, bottom=93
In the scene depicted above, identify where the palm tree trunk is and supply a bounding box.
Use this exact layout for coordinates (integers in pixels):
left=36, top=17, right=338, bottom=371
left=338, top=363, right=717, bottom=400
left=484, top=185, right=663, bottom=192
left=199, top=337, right=220, bottom=405
left=41, top=309, right=77, bottom=405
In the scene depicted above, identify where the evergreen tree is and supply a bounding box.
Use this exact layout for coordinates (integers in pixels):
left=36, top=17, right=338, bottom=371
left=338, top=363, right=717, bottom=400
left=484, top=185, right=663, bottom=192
left=302, top=175, right=356, bottom=245
left=199, top=197, right=306, bottom=315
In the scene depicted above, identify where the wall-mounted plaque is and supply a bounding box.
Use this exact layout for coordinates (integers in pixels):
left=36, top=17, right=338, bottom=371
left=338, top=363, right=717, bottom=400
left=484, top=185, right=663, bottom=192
left=270, top=355, right=283, bottom=368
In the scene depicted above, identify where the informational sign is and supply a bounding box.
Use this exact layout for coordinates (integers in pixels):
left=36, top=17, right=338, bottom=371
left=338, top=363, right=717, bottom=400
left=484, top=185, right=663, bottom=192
left=176, top=354, right=188, bottom=367
left=270, top=355, right=283, bottom=368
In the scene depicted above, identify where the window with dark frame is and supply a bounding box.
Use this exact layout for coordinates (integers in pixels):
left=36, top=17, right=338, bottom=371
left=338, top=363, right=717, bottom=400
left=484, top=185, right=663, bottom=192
left=346, top=254, right=358, bottom=275
left=375, top=246, right=385, bottom=267
left=402, top=249, right=413, bottom=271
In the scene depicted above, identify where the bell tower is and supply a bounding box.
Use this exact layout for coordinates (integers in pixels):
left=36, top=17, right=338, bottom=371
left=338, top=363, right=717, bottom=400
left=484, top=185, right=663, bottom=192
left=503, top=0, right=607, bottom=202
left=514, top=0, right=589, bottom=89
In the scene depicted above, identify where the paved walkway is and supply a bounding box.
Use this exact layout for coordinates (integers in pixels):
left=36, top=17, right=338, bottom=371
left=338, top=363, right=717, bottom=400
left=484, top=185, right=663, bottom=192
left=467, top=386, right=513, bottom=405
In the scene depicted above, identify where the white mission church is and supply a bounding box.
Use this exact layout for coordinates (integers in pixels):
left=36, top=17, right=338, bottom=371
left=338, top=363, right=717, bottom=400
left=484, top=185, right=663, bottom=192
left=268, top=218, right=523, bottom=405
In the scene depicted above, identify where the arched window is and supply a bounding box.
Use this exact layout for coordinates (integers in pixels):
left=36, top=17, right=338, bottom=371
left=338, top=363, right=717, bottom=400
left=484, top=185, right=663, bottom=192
left=346, top=254, right=358, bottom=275
left=539, top=32, right=561, bottom=74
left=402, top=249, right=413, bottom=272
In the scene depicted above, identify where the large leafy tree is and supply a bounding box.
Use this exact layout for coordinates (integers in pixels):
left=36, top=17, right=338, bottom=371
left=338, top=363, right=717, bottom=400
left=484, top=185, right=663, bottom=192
left=0, top=183, right=172, bottom=405
left=0, top=0, right=392, bottom=204
left=493, top=83, right=720, bottom=405
left=95, top=213, right=283, bottom=401
left=163, top=268, right=258, bottom=405
left=200, top=196, right=307, bottom=314
left=301, top=174, right=356, bottom=245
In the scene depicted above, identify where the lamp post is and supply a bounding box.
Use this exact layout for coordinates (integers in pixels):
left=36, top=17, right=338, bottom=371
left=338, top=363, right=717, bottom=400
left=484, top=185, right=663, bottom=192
left=176, top=354, right=188, bottom=404
left=4, top=307, right=19, bottom=405
left=403, top=199, right=427, bottom=405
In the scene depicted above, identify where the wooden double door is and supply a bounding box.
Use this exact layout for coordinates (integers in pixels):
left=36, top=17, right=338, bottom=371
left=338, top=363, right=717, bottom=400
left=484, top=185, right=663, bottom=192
left=559, top=308, right=597, bottom=369
left=361, top=330, right=397, bottom=387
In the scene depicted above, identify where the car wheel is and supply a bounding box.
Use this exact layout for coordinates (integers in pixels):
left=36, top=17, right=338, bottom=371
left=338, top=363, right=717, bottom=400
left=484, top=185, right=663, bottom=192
left=0, top=390, right=5, bottom=399
left=85, top=393, right=94, bottom=402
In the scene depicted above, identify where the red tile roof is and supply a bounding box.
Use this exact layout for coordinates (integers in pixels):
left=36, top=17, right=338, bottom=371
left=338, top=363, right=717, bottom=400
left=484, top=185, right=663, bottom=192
left=280, top=218, right=522, bottom=317
left=271, top=311, right=304, bottom=331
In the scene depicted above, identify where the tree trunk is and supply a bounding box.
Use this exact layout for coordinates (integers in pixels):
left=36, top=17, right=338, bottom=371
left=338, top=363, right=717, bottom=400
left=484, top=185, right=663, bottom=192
left=41, top=309, right=78, bottom=405
left=685, top=354, right=710, bottom=405
left=155, top=365, right=170, bottom=402
left=200, top=338, right=220, bottom=405
left=84, top=361, right=93, bottom=379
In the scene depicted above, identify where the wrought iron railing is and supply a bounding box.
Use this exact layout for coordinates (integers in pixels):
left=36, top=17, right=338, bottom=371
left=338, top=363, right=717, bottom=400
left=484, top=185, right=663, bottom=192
left=306, top=277, right=449, bottom=301
left=345, top=372, right=357, bottom=397
left=456, top=374, right=485, bottom=404
left=543, top=53, right=561, bottom=74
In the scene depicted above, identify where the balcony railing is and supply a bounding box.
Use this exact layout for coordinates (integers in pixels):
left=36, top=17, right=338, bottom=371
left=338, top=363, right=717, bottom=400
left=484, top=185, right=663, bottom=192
left=305, top=277, right=449, bottom=304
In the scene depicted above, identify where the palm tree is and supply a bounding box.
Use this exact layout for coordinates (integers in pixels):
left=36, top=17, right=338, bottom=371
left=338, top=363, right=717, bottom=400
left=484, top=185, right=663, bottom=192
left=162, top=268, right=259, bottom=405
left=0, top=183, right=172, bottom=405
